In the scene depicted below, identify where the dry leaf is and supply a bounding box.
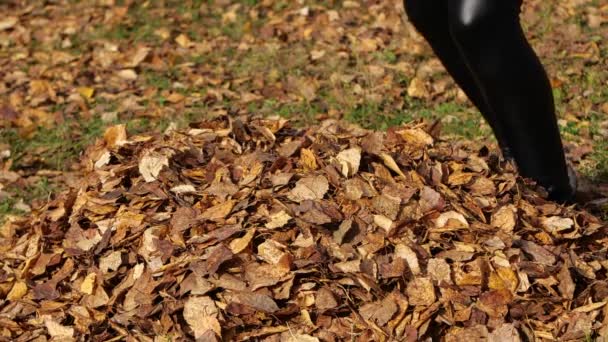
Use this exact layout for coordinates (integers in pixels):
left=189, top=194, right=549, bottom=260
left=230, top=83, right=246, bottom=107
left=0, top=17, right=18, bottom=31
left=7, top=281, right=28, bottom=300
left=139, top=151, right=169, bottom=182
left=183, top=296, right=221, bottom=338
left=103, top=124, right=127, bottom=148
left=335, top=147, right=361, bottom=177
left=80, top=273, right=96, bottom=295
left=542, top=216, right=574, bottom=233
left=265, top=210, right=292, bottom=229
left=287, top=175, right=329, bottom=202
left=435, top=211, right=469, bottom=228
left=43, top=315, right=74, bottom=338
left=407, top=277, right=436, bottom=306
left=229, top=229, right=255, bottom=254
left=492, top=205, right=517, bottom=233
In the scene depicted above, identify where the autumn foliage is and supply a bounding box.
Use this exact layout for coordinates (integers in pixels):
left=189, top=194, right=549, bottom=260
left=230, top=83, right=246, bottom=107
left=2, top=116, right=607, bottom=341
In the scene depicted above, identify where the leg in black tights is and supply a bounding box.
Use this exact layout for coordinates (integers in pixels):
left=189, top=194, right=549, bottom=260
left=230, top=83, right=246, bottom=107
left=404, top=0, right=575, bottom=201
left=404, top=0, right=512, bottom=159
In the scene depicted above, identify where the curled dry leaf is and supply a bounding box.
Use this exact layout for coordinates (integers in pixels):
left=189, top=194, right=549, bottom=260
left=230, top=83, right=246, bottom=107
left=394, top=243, right=421, bottom=275
left=359, top=295, right=398, bottom=326
left=103, top=124, right=127, bottom=148
left=435, top=210, right=469, bottom=229
left=335, top=147, right=361, bottom=177
left=229, top=229, right=255, bottom=254
left=139, top=150, right=169, bottom=182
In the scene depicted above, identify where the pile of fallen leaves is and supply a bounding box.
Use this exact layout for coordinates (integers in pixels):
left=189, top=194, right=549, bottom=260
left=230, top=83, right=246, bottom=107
left=2, top=115, right=608, bottom=341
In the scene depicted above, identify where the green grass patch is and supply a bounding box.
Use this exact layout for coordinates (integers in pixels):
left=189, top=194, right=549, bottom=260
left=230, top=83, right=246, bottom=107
left=1, top=117, right=106, bottom=171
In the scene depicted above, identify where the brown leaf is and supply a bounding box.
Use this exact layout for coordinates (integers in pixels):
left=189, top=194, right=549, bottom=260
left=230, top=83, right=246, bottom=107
left=427, top=258, right=452, bottom=285
left=201, top=245, right=234, bottom=275
left=265, top=211, right=292, bottom=229
left=245, top=262, right=290, bottom=290
left=488, top=323, right=521, bottom=342
left=419, top=186, right=444, bottom=213
left=335, top=147, right=361, bottom=177
left=0, top=17, right=18, bottom=31
left=477, top=289, right=512, bottom=318
left=359, top=295, right=398, bottom=326
left=514, top=240, right=556, bottom=265
left=229, top=229, right=255, bottom=254
left=183, top=296, right=221, bottom=339
left=491, top=205, right=517, bottom=233
left=316, top=287, right=338, bottom=311
left=139, top=150, right=169, bottom=182
left=394, top=244, right=421, bottom=275
left=541, top=216, right=574, bottom=234
left=407, top=277, right=436, bottom=306
left=557, top=264, right=575, bottom=300
left=200, top=200, right=236, bottom=221
left=287, top=175, right=329, bottom=202
left=233, top=292, right=279, bottom=313
left=435, top=211, right=469, bottom=229
left=257, top=240, right=289, bottom=265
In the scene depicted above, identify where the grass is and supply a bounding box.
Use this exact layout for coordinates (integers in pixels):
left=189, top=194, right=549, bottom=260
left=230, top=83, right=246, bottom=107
left=0, top=176, right=56, bottom=218
left=1, top=116, right=106, bottom=171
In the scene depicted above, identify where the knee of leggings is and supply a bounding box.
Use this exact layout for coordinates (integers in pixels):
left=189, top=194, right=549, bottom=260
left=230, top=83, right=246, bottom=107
left=448, top=2, right=505, bottom=42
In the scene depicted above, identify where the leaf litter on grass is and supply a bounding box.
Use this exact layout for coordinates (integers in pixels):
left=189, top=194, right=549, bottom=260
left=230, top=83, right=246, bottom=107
left=2, top=115, right=608, bottom=341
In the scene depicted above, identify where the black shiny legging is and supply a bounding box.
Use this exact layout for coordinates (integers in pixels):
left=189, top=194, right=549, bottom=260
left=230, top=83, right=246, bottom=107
left=404, top=0, right=574, bottom=201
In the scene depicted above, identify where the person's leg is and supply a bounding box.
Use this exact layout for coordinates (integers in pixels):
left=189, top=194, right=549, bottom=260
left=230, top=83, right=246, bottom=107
left=447, top=0, right=575, bottom=201
left=403, top=0, right=512, bottom=159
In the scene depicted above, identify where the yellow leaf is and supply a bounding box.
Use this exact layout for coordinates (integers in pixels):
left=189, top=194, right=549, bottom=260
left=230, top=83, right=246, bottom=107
left=7, top=281, right=27, bottom=300
left=300, top=148, right=318, bottom=170
left=265, top=210, right=292, bottom=229
left=200, top=200, right=236, bottom=221
left=166, top=93, right=185, bottom=103
left=489, top=267, right=519, bottom=292
left=77, top=87, right=95, bottom=100
left=80, top=273, right=96, bottom=295
left=103, top=124, right=127, bottom=148
left=380, top=153, right=405, bottom=178
left=229, top=229, right=256, bottom=254
left=175, top=34, right=193, bottom=48
left=407, top=77, right=428, bottom=99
